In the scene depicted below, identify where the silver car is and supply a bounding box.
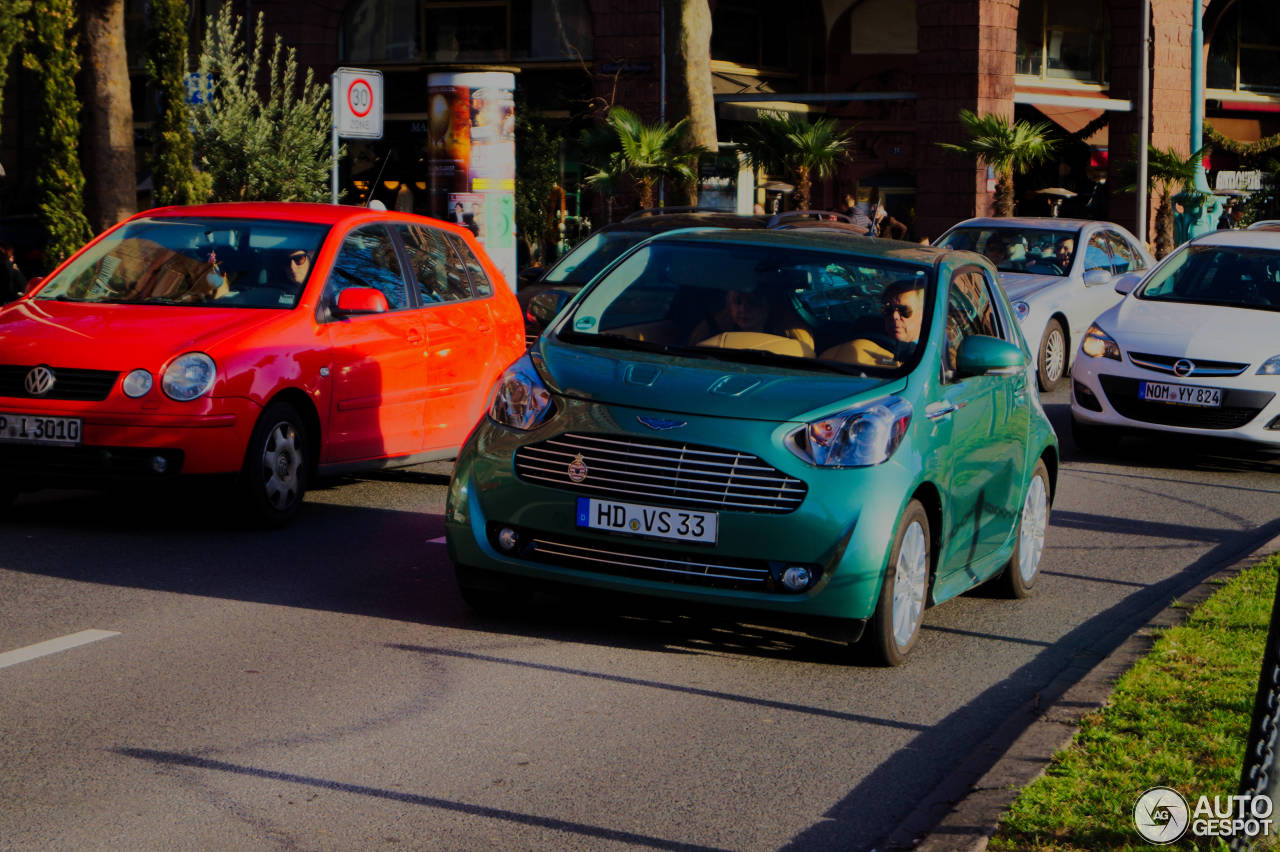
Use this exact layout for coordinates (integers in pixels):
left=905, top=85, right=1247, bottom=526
left=936, top=218, right=1154, bottom=391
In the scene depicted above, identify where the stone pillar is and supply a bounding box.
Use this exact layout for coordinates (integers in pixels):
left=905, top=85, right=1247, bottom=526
left=914, top=0, right=1018, bottom=241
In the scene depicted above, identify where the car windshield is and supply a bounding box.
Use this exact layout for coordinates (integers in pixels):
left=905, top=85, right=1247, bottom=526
left=936, top=226, right=1080, bottom=276
left=560, top=239, right=934, bottom=374
left=35, top=217, right=329, bottom=308
left=1137, top=244, right=1280, bottom=311
left=542, top=230, right=645, bottom=286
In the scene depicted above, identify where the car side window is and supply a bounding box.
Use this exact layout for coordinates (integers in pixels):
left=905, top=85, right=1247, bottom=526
left=944, top=269, right=1001, bottom=380
left=1083, top=233, right=1113, bottom=274
left=395, top=224, right=473, bottom=303
left=447, top=233, right=494, bottom=297
left=1105, top=231, right=1142, bottom=274
left=326, top=225, right=409, bottom=310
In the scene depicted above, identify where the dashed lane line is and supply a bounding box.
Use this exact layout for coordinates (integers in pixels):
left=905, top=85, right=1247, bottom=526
left=0, top=630, right=121, bottom=670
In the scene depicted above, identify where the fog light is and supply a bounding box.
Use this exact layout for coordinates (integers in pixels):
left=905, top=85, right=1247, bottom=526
left=122, top=369, right=153, bottom=398
left=497, top=527, right=519, bottom=551
left=780, top=565, right=813, bottom=591
left=150, top=455, right=168, bottom=474
left=1073, top=380, right=1102, bottom=412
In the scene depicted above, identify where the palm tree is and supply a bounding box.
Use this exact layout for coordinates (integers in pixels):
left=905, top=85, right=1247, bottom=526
left=738, top=114, right=852, bottom=211
left=937, top=110, right=1056, bottom=217
left=1146, top=144, right=1209, bottom=259
left=585, top=107, right=706, bottom=211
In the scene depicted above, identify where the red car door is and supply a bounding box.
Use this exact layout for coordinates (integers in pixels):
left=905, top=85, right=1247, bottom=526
left=321, top=224, right=429, bottom=462
left=394, top=224, right=497, bottom=450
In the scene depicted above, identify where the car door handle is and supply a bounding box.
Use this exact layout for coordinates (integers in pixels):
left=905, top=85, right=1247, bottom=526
left=925, top=402, right=959, bottom=421
left=406, top=329, right=423, bottom=343
left=477, top=323, right=492, bottom=333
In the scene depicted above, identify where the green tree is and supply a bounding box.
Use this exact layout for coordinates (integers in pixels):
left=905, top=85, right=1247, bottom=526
left=24, top=0, right=93, bottom=265
left=585, top=107, right=705, bottom=211
left=514, top=96, right=560, bottom=266
left=192, top=4, right=334, bottom=202
left=145, top=0, right=210, bottom=206
left=737, top=113, right=853, bottom=211
left=937, top=110, right=1056, bottom=217
left=0, top=0, right=31, bottom=132
left=1146, top=144, right=1209, bottom=259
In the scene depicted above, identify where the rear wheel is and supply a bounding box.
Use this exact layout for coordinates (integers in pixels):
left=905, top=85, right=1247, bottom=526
left=239, top=402, right=307, bottom=527
left=1037, top=319, right=1067, bottom=392
left=865, top=501, right=931, bottom=666
left=997, top=460, right=1050, bottom=598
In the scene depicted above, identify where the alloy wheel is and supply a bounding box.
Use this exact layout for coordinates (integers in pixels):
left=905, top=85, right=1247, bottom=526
left=260, top=421, right=301, bottom=510
left=1018, top=474, right=1048, bottom=584
left=891, top=520, right=928, bottom=647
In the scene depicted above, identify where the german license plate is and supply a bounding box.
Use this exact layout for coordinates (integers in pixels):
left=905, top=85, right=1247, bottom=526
left=0, top=412, right=83, bottom=445
left=1138, top=381, right=1222, bottom=408
left=576, top=497, right=718, bottom=544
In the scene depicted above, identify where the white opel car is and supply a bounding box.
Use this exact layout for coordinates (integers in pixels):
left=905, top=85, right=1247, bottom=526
left=1070, top=228, right=1280, bottom=451
left=936, top=218, right=1153, bottom=391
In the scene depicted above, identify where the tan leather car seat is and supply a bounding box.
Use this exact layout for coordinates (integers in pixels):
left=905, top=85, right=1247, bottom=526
left=696, top=331, right=814, bottom=358
left=819, top=338, right=898, bottom=367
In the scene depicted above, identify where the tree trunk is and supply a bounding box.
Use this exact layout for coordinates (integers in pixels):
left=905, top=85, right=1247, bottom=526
left=1154, top=193, right=1175, bottom=259
left=636, top=178, right=655, bottom=211
left=794, top=165, right=812, bottom=212
left=994, top=171, right=1015, bottom=217
left=663, top=0, right=715, bottom=206
left=80, top=0, right=135, bottom=232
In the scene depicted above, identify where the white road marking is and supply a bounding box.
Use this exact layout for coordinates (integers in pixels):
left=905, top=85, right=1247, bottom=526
left=428, top=536, right=447, bottom=544
left=0, top=629, right=120, bottom=670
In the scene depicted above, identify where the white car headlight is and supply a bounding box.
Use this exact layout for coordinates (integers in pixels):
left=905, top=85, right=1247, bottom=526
left=162, top=352, right=216, bottom=401
left=1258, top=355, right=1280, bottom=375
left=489, top=354, right=555, bottom=430
left=787, top=395, right=912, bottom=467
left=1080, top=323, right=1122, bottom=361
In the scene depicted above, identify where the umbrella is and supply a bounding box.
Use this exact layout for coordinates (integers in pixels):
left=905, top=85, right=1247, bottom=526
left=1034, top=187, right=1078, bottom=198
left=762, top=180, right=794, bottom=193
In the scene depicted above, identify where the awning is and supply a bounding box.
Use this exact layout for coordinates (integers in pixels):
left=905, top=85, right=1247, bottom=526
left=719, top=100, right=816, bottom=122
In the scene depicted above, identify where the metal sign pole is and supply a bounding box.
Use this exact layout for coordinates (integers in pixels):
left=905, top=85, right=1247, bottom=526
left=330, top=73, right=339, bottom=205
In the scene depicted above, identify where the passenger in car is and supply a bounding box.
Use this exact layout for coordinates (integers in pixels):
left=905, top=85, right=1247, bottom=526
left=689, top=285, right=816, bottom=356
left=820, top=277, right=925, bottom=367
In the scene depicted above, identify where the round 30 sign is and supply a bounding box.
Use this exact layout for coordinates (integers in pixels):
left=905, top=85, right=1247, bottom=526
left=332, top=67, right=383, bottom=140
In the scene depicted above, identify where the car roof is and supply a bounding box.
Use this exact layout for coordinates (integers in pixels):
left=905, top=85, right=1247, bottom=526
left=947, top=217, right=1105, bottom=230
left=648, top=226, right=949, bottom=266
left=1188, top=228, right=1280, bottom=248
left=597, top=212, right=771, bottom=234
left=131, top=201, right=454, bottom=229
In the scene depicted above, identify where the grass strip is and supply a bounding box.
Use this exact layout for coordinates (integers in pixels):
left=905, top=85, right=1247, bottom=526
left=989, top=555, right=1280, bottom=852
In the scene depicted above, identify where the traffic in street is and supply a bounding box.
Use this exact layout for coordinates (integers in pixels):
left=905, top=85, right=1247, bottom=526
left=3, top=390, right=1277, bottom=851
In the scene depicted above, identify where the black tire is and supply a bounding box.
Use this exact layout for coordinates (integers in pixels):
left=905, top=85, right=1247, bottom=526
left=997, top=459, right=1051, bottom=599
left=1037, top=318, right=1068, bottom=392
left=1070, top=416, right=1112, bottom=457
left=865, top=500, right=932, bottom=666
left=239, top=401, right=307, bottom=527
left=454, top=564, right=530, bottom=616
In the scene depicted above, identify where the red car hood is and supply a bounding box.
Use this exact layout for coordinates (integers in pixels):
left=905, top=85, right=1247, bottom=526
left=0, top=300, right=288, bottom=369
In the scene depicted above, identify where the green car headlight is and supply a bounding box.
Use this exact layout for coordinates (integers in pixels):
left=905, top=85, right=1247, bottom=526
left=788, top=395, right=912, bottom=467
left=488, top=354, right=555, bottom=430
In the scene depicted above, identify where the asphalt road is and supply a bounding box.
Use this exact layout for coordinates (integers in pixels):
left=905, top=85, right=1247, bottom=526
left=2, top=390, right=1278, bottom=851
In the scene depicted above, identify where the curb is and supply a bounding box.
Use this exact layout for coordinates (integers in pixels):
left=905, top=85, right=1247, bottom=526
left=906, top=532, right=1280, bottom=852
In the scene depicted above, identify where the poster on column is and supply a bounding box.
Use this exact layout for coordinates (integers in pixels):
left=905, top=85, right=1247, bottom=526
left=427, top=71, right=517, bottom=291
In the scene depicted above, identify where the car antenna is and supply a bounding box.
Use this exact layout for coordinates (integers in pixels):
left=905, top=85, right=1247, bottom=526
left=365, top=149, right=394, bottom=208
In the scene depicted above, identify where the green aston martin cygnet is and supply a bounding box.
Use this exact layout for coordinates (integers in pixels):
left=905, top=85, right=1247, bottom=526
left=446, top=229, right=1059, bottom=665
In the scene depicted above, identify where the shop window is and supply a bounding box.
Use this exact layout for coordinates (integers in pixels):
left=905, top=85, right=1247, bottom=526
left=711, top=0, right=791, bottom=69
left=1016, top=0, right=1108, bottom=85
left=1208, top=0, right=1280, bottom=95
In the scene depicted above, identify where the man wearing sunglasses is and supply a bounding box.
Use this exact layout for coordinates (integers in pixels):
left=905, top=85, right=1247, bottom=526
left=286, top=250, right=313, bottom=287
left=819, top=277, right=925, bottom=368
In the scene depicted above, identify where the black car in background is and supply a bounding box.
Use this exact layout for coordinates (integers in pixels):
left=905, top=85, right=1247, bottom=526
left=517, top=208, right=867, bottom=345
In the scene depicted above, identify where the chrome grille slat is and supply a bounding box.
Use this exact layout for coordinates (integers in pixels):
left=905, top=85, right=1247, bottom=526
left=527, top=534, right=773, bottom=589
left=1127, top=351, right=1249, bottom=377
left=532, top=538, right=770, bottom=583
left=514, top=431, right=807, bottom=514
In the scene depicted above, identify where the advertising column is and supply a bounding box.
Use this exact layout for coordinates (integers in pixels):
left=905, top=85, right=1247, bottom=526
left=426, top=71, right=516, bottom=291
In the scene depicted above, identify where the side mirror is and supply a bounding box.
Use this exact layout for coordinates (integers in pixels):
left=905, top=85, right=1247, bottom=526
left=527, top=290, right=572, bottom=326
left=1113, top=272, right=1143, bottom=295
left=955, top=335, right=1028, bottom=378
left=1082, top=268, right=1111, bottom=287
left=333, top=286, right=389, bottom=315
left=23, top=276, right=43, bottom=297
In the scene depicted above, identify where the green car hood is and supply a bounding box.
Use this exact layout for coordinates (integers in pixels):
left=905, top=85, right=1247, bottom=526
left=537, top=337, right=897, bottom=423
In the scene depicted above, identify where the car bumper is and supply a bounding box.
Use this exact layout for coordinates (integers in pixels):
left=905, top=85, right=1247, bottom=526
left=1070, top=352, right=1280, bottom=447
left=0, top=395, right=262, bottom=481
left=445, top=399, right=920, bottom=625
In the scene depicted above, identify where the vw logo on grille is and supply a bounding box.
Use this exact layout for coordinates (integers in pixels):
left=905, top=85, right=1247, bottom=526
left=24, top=365, right=56, bottom=396
left=1173, top=359, right=1195, bottom=377
left=567, top=453, right=589, bottom=483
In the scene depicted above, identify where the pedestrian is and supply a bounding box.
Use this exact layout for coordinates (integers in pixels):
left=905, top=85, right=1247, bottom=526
left=0, top=242, right=26, bottom=304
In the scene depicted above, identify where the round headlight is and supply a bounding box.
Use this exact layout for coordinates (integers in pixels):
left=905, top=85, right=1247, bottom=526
left=121, top=369, right=153, bottom=398
left=162, top=352, right=216, bottom=401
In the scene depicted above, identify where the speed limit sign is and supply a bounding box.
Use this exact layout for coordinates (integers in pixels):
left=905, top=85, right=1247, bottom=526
left=332, top=67, right=383, bottom=139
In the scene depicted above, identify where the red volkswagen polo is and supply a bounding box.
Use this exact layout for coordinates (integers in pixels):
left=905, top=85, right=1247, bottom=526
left=0, top=202, right=524, bottom=524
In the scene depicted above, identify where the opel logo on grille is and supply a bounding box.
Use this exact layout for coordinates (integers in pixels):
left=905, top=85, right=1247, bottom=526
left=567, top=453, right=588, bottom=483
left=1173, top=359, right=1195, bottom=377
left=24, top=365, right=56, bottom=396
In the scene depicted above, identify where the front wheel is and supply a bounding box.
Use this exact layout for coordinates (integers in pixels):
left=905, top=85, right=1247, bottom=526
left=239, top=402, right=308, bottom=527
left=1037, top=318, right=1067, bottom=392
left=997, top=460, right=1051, bottom=598
left=865, top=500, right=931, bottom=666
